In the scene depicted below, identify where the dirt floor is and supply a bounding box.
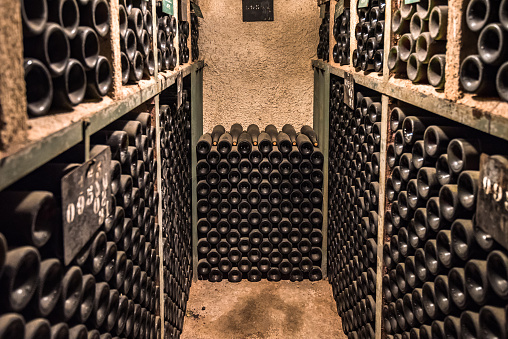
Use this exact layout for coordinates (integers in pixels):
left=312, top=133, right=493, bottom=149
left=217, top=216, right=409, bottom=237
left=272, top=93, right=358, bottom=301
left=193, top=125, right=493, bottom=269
left=180, top=280, right=346, bottom=339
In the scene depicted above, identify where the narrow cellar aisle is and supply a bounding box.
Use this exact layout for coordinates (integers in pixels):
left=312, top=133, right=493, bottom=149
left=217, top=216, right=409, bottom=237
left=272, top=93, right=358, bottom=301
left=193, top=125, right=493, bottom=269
left=181, top=281, right=345, bottom=339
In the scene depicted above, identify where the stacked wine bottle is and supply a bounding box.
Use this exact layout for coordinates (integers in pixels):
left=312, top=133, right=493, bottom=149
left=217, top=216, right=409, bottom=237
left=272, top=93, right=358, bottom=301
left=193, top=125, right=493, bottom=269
left=352, top=0, right=385, bottom=73
left=0, top=106, right=161, bottom=338
left=333, top=8, right=351, bottom=65
left=328, top=76, right=382, bottom=338
left=155, top=3, right=178, bottom=72
left=159, top=87, right=193, bottom=338
left=22, top=0, right=112, bottom=116
left=317, top=9, right=330, bottom=61
left=120, top=0, right=156, bottom=84
left=388, top=0, right=447, bottom=88
left=196, top=124, right=325, bottom=282
left=191, top=12, right=200, bottom=62
left=460, top=0, right=508, bottom=101
left=179, top=21, right=190, bottom=65
left=383, top=101, right=508, bottom=338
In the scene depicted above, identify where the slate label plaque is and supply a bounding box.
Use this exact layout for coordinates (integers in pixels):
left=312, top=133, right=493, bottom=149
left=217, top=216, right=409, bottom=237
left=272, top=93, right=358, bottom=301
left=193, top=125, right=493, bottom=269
left=180, top=0, right=188, bottom=21
left=177, top=73, right=183, bottom=108
left=242, top=0, right=274, bottom=22
left=335, top=0, right=345, bottom=19
left=61, top=148, right=112, bottom=265
left=344, top=72, right=355, bottom=109
left=162, top=0, right=174, bottom=15
left=191, top=1, right=203, bottom=18
left=358, top=0, right=370, bottom=8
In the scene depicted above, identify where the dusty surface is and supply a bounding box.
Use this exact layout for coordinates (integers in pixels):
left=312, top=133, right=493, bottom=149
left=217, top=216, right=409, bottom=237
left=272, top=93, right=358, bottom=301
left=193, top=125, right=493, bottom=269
left=197, top=0, right=320, bottom=133
left=181, top=280, right=346, bottom=339
left=0, top=0, right=27, bottom=149
left=106, top=0, right=122, bottom=99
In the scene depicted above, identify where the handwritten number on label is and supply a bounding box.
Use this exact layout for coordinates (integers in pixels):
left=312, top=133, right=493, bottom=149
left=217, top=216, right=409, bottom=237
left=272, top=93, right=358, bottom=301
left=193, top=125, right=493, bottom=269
left=482, top=175, right=508, bottom=211
left=87, top=185, right=94, bottom=206
left=95, top=181, right=101, bottom=197
left=67, top=158, right=110, bottom=226
left=93, top=197, right=101, bottom=214
left=101, top=190, right=107, bottom=207
left=77, top=195, right=85, bottom=215
left=66, top=203, right=76, bottom=223
left=87, top=167, right=94, bottom=180
left=98, top=208, right=105, bottom=225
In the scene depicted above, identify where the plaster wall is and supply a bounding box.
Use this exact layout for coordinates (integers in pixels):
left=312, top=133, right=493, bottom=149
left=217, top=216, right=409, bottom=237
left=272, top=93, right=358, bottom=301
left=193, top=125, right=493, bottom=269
left=197, top=0, right=321, bottom=133
left=0, top=0, right=27, bottom=149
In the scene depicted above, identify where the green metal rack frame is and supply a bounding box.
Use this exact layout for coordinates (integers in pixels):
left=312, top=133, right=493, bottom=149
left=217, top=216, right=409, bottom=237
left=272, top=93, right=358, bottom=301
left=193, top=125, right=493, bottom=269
left=313, top=64, right=331, bottom=277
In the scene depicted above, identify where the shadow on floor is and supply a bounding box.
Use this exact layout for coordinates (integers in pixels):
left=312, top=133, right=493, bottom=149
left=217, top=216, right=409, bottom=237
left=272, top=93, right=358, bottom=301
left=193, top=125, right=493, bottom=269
left=181, top=280, right=346, bottom=339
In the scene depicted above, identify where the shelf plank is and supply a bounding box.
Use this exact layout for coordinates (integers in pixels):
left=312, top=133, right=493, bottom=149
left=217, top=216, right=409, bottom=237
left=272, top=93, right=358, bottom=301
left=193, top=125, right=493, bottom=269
left=385, top=77, right=491, bottom=134
left=0, top=61, right=204, bottom=191
left=88, top=78, right=160, bottom=135
left=0, top=122, right=83, bottom=191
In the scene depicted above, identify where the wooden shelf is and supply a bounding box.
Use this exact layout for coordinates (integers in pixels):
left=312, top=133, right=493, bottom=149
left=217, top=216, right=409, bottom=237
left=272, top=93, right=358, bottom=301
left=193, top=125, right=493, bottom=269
left=313, top=59, right=508, bottom=141
left=0, top=0, right=200, bottom=149
left=323, top=0, right=508, bottom=142
left=0, top=61, right=204, bottom=192
left=314, top=55, right=508, bottom=339
left=0, top=2, right=201, bottom=338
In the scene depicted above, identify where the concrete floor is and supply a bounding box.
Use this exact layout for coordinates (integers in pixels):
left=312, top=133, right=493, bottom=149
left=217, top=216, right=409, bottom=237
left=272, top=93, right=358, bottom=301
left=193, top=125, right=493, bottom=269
left=181, top=280, right=346, bottom=339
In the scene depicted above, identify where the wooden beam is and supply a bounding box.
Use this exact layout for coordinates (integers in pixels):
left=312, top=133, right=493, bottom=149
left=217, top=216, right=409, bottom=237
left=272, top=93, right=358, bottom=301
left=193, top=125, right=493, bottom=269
left=329, top=0, right=337, bottom=66
left=350, top=0, right=358, bottom=68
left=443, top=0, right=468, bottom=102
left=0, top=0, right=27, bottom=150
left=375, top=95, right=389, bottom=339
left=382, top=0, right=393, bottom=80
left=105, top=0, right=123, bottom=98
left=174, top=0, right=180, bottom=67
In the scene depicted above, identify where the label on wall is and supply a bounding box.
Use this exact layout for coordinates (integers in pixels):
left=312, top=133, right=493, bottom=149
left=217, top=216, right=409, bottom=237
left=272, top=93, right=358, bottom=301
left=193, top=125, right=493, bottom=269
left=163, top=0, right=174, bottom=15
left=476, top=154, right=508, bottom=251
left=191, top=1, right=204, bottom=18
left=242, top=0, right=274, bottom=22
left=335, top=0, right=345, bottom=19
left=180, top=0, right=188, bottom=21
left=344, top=72, right=355, bottom=109
left=358, top=0, right=370, bottom=8
left=61, top=148, right=112, bottom=265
